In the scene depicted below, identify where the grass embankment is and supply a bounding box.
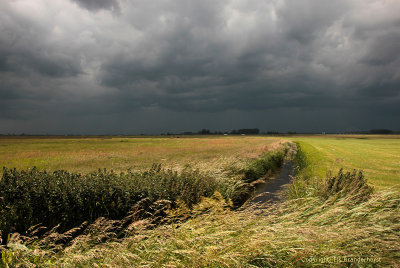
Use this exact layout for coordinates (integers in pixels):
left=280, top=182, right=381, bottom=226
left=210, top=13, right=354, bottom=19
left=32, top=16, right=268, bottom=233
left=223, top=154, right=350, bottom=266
left=292, top=136, right=400, bottom=190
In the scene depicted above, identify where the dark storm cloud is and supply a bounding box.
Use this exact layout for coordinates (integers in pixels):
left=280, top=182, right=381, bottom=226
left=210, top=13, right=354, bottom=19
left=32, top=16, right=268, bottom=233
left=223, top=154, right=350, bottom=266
left=98, top=0, right=356, bottom=113
left=70, top=0, right=120, bottom=12
left=1, top=49, right=82, bottom=78
left=0, top=3, right=82, bottom=78
left=277, top=0, right=348, bottom=44
left=0, top=0, right=399, bottom=134
left=361, top=32, right=400, bottom=66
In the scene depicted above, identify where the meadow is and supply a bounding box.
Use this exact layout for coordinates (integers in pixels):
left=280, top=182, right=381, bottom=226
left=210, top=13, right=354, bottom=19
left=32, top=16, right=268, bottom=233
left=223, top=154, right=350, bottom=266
left=0, top=136, right=287, bottom=251
left=2, top=135, right=398, bottom=191
left=292, top=135, right=400, bottom=190
left=1, top=135, right=399, bottom=267
left=0, top=136, right=284, bottom=174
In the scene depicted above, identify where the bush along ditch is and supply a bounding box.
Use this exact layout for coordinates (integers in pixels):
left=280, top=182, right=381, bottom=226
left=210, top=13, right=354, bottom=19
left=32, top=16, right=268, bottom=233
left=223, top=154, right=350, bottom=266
left=0, top=145, right=289, bottom=250
left=0, top=164, right=217, bottom=245
left=226, top=143, right=292, bottom=206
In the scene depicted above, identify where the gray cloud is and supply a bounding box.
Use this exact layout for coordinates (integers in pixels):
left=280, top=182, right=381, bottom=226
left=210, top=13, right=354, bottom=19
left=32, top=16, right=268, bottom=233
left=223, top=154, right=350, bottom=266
left=0, top=0, right=399, bottom=134
left=70, top=0, right=120, bottom=12
left=1, top=49, right=82, bottom=78
left=361, top=32, right=400, bottom=66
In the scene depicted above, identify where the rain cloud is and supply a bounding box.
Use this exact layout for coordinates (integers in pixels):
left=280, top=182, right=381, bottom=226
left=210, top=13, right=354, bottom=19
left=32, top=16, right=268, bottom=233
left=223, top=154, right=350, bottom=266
left=0, top=0, right=399, bottom=134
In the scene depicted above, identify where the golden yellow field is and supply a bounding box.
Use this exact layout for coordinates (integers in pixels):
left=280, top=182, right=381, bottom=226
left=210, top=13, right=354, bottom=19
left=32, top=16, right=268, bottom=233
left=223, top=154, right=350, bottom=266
left=0, top=136, right=285, bottom=174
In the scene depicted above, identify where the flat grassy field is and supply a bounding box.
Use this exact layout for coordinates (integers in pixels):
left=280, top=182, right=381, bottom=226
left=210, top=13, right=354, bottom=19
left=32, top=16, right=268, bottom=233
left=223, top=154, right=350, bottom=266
left=292, top=135, right=400, bottom=190
left=0, top=136, right=284, bottom=174
left=1, top=135, right=398, bottom=189
left=2, top=135, right=400, bottom=267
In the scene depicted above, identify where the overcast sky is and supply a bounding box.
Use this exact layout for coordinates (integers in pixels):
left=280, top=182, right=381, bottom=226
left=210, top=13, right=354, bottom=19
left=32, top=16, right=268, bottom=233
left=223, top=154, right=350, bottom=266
left=0, top=0, right=399, bottom=134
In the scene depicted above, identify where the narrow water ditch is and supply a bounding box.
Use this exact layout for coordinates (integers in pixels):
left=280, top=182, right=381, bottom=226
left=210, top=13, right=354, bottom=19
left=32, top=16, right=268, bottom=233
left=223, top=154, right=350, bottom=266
left=250, top=159, right=295, bottom=203
left=244, top=143, right=297, bottom=206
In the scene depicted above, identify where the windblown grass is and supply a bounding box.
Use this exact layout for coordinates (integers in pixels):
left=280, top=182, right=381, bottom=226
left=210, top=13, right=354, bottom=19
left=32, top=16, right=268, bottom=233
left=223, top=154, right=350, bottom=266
left=4, top=170, right=398, bottom=267
left=2, top=139, right=399, bottom=267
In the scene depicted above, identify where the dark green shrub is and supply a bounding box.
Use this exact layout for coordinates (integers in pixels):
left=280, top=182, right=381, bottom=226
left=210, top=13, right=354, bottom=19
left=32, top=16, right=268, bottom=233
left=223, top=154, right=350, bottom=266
left=0, top=165, right=217, bottom=241
left=242, top=150, right=285, bottom=182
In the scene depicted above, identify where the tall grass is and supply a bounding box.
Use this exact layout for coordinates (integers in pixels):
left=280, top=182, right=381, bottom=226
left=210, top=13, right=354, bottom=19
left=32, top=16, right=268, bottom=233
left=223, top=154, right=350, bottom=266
left=4, top=169, right=398, bottom=267
left=0, top=165, right=217, bottom=242
left=54, top=170, right=399, bottom=267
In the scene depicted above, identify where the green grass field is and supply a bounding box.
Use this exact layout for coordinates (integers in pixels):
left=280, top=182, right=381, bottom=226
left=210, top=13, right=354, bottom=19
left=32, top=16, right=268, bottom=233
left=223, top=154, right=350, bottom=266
left=1, top=135, right=399, bottom=190
left=292, top=135, right=400, bottom=190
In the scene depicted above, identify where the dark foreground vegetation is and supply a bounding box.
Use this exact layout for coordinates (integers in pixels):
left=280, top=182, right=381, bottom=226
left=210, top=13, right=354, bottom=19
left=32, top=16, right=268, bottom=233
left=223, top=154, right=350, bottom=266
left=0, top=165, right=215, bottom=241
left=0, top=148, right=286, bottom=247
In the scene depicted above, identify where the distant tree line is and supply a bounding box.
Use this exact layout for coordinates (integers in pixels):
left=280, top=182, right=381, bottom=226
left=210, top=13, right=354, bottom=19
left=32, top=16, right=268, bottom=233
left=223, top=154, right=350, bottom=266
left=344, top=129, right=395, bottom=134
left=159, top=128, right=399, bottom=136
left=161, top=129, right=292, bottom=135
left=161, top=128, right=261, bottom=136
left=1, top=129, right=398, bottom=137
left=230, top=129, right=260, bottom=135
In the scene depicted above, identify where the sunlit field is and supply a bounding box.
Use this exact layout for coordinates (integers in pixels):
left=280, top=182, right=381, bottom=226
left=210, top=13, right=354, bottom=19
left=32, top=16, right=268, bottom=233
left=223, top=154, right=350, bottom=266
left=1, top=135, right=400, bottom=267
left=292, top=135, right=400, bottom=190
left=1, top=135, right=399, bottom=190
left=0, top=136, right=285, bottom=174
